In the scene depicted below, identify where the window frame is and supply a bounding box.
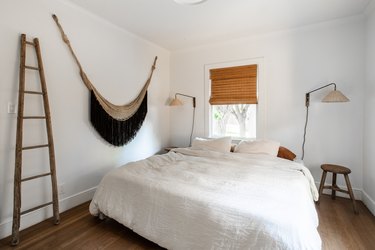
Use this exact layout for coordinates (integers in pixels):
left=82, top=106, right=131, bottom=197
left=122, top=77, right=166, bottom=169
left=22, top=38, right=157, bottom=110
left=204, top=57, right=266, bottom=140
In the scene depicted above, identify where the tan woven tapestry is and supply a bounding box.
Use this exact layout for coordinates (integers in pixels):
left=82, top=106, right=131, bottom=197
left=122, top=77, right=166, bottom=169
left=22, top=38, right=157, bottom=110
left=52, top=14, right=157, bottom=146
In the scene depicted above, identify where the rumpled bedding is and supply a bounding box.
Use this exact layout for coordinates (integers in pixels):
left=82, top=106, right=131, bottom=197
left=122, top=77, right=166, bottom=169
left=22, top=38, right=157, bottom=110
left=90, top=148, right=321, bottom=250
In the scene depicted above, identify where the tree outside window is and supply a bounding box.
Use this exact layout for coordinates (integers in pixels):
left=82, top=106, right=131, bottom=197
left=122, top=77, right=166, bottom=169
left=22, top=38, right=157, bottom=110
left=212, top=104, right=256, bottom=138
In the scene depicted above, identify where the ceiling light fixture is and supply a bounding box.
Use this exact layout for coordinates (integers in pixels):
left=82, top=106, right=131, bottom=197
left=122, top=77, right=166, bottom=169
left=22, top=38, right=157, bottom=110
left=174, top=0, right=207, bottom=5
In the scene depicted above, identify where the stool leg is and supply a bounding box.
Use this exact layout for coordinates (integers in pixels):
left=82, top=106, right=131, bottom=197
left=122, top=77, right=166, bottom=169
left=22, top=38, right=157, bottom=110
left=332, top=173, right=337, bottom=200
left=318, top=170, right=327, bottom=204
left=344, top=174, right=359, bottom=214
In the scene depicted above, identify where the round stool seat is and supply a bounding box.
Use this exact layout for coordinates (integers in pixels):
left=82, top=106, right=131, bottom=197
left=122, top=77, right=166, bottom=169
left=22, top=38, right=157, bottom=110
left=321, top=164, right=351, bottom=174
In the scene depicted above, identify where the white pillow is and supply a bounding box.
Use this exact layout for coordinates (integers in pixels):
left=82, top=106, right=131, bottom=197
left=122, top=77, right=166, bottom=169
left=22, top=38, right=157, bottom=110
left=191, top=137, right=232, bottom=153
left=234, top=139, right=280, bottom=156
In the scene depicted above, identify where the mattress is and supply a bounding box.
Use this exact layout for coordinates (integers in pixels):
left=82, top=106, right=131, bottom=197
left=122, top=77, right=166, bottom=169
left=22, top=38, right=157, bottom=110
left=89, top=148, right=321, bottom=250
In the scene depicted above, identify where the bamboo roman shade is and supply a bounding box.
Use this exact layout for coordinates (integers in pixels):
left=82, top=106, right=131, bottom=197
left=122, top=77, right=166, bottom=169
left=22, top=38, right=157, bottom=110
left=209, top=64, right=258, bottom=105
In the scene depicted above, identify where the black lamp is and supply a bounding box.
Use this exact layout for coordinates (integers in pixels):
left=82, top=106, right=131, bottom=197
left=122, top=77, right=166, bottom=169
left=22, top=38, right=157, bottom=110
left=169, top=93, right=196, bottom=146
left=302, top=83, right=349, bottom=160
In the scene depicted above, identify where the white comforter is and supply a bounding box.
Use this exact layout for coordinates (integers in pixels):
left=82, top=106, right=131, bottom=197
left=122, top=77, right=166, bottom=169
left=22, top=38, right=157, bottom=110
left=90, top=148, right=321, bottom=250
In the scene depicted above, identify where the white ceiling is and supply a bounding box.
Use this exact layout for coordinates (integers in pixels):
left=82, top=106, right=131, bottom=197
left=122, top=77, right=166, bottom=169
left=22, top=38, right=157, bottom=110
left=67, top=0, right=371, bottom=51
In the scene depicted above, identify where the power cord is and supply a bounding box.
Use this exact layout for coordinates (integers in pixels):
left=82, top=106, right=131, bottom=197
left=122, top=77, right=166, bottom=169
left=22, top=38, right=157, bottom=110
left=189, top=107, right=196, bottom=146
left=301, top=105, right=309, bottom=160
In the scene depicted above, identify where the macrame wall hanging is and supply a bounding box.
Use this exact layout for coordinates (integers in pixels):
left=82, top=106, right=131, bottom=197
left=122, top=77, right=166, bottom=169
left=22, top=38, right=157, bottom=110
left=52, top=15, right=157, bottom=146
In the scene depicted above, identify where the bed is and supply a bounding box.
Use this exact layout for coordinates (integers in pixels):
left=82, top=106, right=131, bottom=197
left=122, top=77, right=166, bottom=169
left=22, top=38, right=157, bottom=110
left=89, top=147, right=321, bottom=249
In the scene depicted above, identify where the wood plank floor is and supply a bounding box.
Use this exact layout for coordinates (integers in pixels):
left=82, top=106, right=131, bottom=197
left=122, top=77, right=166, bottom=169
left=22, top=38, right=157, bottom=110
left=316, top=195, right=375, bottom=250
left=1, top=195, right=374, bottom=249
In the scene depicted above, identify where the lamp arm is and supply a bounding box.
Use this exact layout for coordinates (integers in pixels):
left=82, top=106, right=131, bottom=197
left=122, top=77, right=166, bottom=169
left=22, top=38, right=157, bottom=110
left=175, top=93, right=196, bottom=108
left=305, top=83, right=336, bottom=107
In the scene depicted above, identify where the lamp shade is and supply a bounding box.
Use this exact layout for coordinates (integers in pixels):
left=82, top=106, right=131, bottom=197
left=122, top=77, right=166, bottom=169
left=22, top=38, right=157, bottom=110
left=169, top=97, right=183, bottom=106
left=322, top=90, right=350, bottom=103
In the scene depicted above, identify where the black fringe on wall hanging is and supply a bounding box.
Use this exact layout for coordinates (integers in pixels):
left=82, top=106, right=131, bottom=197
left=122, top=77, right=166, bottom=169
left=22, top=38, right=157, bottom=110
left=90, top=90, right=148, bottom=146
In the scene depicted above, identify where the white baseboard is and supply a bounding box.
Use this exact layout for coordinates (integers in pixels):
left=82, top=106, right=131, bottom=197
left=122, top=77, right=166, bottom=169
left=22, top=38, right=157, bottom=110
left=0, top=186, right=97, bottom=240
left=314, top=181, right=375, bottom=216
left=314, top=181, right=362, bottom=200
left=362, top=191, right=375, bottom=216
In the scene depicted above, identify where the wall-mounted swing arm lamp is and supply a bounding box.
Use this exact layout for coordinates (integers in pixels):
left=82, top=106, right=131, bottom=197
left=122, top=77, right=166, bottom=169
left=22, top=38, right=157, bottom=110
left=302, top=83, right=349, bottom=160
left=169, top=93, right=196, bottom=146
left=305, top=83, right=349, bottom=107
left=170, top=93, right=196, bottom=108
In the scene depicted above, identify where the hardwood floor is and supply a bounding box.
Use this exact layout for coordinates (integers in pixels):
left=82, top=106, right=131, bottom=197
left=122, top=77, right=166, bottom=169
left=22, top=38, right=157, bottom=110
left=0, top=203, right=163, bottom=250
left=316, top=195, right=375, bottom=250
left=1, top=195, right=374, bottom=249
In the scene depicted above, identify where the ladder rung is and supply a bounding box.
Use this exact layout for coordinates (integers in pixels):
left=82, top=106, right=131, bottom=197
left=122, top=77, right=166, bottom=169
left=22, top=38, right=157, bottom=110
left=20, top=202, right=53, bottom=215
left=22, top=116, right=46, bottom=120
left=21, top=173, right=51, bottom=182
left=23, top=90, right=43, bottom=95
left=25, top=66, right=39, bottom=71
left=22, top=144, right=49, bottom=150
left=25, top=41, right=35, bottom=46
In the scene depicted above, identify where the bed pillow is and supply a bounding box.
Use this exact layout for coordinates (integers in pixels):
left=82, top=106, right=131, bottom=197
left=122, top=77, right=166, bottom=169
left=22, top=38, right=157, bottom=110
left=277, top=146, right=297, bottom=161
left=191, top=137, right=232, bottom=153
left=234, top=139, right=280, bottom=156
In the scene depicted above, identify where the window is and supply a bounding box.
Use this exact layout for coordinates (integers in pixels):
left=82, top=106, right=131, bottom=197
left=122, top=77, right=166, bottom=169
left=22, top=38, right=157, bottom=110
left=211, top=104, right=256, bottom=138
left=208, top=64, right=258, bottom=139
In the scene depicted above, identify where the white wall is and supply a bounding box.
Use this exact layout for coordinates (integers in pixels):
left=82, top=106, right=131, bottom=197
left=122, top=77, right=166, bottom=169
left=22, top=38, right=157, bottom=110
left=0, top=0, right=372, bottom=240
left=363, top=6, right=375, bottom=215
left=170, top=16, right=365, bottom=197
left=0, top=0, right=170, bottom=238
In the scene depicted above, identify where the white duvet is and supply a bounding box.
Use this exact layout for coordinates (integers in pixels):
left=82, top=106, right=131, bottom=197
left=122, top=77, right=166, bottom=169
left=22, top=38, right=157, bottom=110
left=90, top=148, right=321, bottom=250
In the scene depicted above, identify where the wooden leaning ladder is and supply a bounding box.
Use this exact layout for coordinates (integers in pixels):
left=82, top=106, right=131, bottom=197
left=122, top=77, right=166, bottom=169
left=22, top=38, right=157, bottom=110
left=11, top=34, right=60, bottom=246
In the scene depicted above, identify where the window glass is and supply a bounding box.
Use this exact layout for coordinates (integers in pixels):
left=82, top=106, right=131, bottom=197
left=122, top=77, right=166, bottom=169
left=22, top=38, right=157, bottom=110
left=211, top=104, right=256, bottom=138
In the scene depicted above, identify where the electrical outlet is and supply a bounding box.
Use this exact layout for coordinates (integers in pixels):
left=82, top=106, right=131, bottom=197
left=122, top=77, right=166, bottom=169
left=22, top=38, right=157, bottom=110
left=7, top=102, right=16, bottom=114
left=58, top=183, right=65, bottom=196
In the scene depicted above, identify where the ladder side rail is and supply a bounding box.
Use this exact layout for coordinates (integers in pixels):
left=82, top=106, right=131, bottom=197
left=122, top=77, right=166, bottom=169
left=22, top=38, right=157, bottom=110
left=11, top=34, right=27, bottom=246
left=33, top=38, right=60, bottom=224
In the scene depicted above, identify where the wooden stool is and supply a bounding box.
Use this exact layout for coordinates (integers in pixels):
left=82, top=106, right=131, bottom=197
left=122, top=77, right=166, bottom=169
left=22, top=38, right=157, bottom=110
left=318, top=164, right=358, bottom=214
